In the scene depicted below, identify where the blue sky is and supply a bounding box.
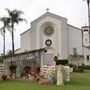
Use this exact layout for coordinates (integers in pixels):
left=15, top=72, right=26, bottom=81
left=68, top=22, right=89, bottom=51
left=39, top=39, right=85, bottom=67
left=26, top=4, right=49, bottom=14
left=0, top=0, right=88, bottom=54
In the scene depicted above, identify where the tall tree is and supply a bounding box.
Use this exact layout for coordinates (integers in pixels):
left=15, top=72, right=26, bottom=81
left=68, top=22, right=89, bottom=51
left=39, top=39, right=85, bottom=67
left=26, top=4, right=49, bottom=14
left=0, top=17, right=10, bottom=55
left=6, top=50, right=13, bottom=56
left=5, top=9, right=27, bottom=55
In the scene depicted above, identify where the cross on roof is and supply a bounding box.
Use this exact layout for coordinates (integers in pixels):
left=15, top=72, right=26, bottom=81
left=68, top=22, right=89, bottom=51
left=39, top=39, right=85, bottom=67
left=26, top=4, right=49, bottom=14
left=46, top=8, right=49, bottom=12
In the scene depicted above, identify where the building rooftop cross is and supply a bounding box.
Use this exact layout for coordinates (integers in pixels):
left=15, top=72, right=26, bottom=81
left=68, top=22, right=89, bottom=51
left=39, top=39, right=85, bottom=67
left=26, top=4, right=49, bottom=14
left=46, top=8, right=49, bottom=12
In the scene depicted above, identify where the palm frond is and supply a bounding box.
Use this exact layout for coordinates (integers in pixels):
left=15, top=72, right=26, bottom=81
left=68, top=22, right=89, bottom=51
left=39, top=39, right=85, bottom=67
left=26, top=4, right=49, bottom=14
left=0, top=17, right=10, bottom=26
left=18, top=18, right=27, bottom=23
left=13, top=9, right=24, bottom=15
left=0, top=16, right=12, bottom=36
left=5, top=8, right=27, bottom=28
left=5, top=8, right=12, bottom=16
left=13, top=18, right=27, bottom=25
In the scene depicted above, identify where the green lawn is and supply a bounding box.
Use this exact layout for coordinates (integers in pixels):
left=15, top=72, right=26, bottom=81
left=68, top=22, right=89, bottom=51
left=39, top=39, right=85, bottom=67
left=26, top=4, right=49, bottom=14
left=0, top=71, right=90, bottom=90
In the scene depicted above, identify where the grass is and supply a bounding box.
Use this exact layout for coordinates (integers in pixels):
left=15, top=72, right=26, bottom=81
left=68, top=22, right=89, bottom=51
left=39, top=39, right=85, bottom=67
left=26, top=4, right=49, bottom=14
left=0, top=71, right=90, bottom=90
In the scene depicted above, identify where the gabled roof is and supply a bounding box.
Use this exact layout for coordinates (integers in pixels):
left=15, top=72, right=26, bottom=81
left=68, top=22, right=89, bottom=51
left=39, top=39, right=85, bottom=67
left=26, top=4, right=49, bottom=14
left=81, top=26, right=90, bottom=28
left=31, top=12, right=67, bottom=24
left=21, top=12, right=67, bottom=35
left=68, top=24, right=82, bottom=31
left=4, top=48, right=46, bottom=59
left=15, top=48, right=20, bottom=52
left=20, top=28, right=31, bottom=35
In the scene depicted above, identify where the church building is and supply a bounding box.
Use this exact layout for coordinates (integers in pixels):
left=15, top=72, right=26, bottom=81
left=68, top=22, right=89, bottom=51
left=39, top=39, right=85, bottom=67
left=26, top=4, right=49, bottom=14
left=15, top=11, right=90, bottom=65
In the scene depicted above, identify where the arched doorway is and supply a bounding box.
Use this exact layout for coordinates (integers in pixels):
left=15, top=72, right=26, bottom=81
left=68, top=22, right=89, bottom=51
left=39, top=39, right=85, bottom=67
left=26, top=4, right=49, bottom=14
left=9, top=65, right=17, bottom=75
left=24, top=66, right=31, bottom=74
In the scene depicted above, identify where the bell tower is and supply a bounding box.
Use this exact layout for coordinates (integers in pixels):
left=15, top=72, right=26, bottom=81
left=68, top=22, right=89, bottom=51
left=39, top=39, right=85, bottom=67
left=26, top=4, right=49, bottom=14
left=82, top=26, right=89, bottom=47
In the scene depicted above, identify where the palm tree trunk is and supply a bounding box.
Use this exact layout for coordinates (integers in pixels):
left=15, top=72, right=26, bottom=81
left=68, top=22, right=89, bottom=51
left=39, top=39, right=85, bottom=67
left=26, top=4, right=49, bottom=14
left=11, top=24, right=14, bottom=75
left=12, top=24, right=15, bottom=55
left=3, top=28, right=5, bottom=56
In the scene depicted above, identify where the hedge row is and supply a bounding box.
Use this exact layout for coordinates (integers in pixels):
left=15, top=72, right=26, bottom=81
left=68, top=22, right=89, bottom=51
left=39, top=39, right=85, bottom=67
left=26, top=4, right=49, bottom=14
left=83, top=65, right=90, bottom=70
left=55, top=59, right=68, bottom=65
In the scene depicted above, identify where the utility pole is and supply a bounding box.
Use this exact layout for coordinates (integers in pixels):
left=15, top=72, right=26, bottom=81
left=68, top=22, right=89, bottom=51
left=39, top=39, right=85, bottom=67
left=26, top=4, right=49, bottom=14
left=86, top=0, right=90, bottom=46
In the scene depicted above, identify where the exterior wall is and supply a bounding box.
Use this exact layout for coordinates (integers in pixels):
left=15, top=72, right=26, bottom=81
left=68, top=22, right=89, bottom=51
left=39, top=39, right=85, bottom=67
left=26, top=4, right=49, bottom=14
left=35, top=16, right=61, bottom=65
left=20, top=30, right=31, bottom=52
left=30, top=22, right=36, bottom=50
left=82, top=26, right=89, bottom=46
left=60, top=18, right=68, bottom=59
left=67, top=25, right=83, bottom=55
left=83, top=32, right=89, bottom=46
left=36, top=16, right=59, bottom=50
left=82, top=26, right=90, bottom=65
left=35, top=15, right=67, bottom=60
left=83, top=48, right=90, bottom=65
left=17, top=12, right=90, bottom=65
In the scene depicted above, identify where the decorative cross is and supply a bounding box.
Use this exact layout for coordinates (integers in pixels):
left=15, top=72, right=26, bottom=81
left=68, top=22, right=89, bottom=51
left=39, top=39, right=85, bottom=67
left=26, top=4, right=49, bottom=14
left=46, top=8, right=49, bottom=12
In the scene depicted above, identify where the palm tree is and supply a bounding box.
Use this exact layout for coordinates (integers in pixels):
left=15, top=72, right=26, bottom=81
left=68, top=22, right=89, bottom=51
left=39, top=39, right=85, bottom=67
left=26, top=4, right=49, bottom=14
left=7, top=50, right=13, bottom=56
left=0, top=17, right=10, bottom=55
left=5, top=9, right=27, bottom=55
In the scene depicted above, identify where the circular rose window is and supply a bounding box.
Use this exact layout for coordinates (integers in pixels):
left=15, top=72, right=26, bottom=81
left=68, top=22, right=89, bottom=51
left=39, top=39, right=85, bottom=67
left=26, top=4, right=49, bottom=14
left=44, top=26, right=54, bottom=36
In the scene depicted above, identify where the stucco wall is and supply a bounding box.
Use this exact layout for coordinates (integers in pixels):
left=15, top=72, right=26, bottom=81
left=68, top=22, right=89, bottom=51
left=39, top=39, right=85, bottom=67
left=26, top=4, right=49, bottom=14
left=35, top=15, right=68, bottom=59
left=15, top=12, right=90, bottom=65
left=19, top=13, right=68, bottom=59
left=20, top=30, right=31, bottom=52
left=83, top=47, right=90, bottom=65
left=60, top=18, right=68, bottom=59
left=67, top=25, right=83, bottom=55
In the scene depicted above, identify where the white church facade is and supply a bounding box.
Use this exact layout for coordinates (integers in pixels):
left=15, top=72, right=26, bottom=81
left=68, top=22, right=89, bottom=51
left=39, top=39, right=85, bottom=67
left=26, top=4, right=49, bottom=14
left=16, top=12, right=90, bottom=65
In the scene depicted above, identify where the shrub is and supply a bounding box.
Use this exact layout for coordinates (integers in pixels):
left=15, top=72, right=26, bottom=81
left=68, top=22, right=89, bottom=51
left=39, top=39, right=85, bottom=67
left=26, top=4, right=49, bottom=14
left=2, top=74, right=7, bottom=80
left=77, top=66, right=84, bottom=72
left=73, top=65, right=83, bottom=72
left=0, top=56, right=4, bottom=63
left=68, top=64, right=74, bottom=68
left=55, top=59, right=68, bottom=65
left=83, top=65, right=90, bottom=70
left=67, top=64, right=84, bottom=72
